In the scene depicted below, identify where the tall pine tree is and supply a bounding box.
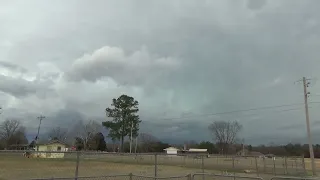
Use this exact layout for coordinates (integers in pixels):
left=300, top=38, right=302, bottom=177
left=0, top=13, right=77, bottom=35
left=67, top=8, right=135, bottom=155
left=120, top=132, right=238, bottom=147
left=103, top=94, right=140, bottom=152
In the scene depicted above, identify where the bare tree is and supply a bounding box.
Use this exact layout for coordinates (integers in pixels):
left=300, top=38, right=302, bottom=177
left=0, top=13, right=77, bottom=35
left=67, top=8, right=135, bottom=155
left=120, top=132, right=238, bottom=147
left=0, top=119, right=21, bottom=140
left=0, top=119, right=27, bottom=148
left=8, top=126, right=28, bottom=145
left=68, top=120, right=102, bottom=149
left=208, top=120, right=242, bottom=154
left=48, top=127, right=68, bottom=141
left=183, top=140, right=198, bottom=149
left=138, top=133, right=159, bottom=152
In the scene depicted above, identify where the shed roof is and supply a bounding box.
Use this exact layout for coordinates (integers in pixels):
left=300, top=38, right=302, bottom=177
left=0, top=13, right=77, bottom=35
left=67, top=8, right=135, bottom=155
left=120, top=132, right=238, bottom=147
left=188, top=148, right=208, bottom=152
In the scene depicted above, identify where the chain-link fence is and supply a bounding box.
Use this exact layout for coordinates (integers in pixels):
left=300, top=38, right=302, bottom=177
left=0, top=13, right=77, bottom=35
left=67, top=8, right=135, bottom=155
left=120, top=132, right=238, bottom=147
left=29, top=174, right=192, bottom=180
left=0, top=151, right=308, bottom=180
left=192, top=173, right=264, bottom=180
left=29, top=174, right=131, bottom=180
left=270, top=176, right=319, bottom=180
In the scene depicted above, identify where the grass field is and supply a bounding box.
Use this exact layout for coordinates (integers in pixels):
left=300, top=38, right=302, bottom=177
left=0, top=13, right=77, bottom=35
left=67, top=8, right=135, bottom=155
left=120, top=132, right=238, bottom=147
left=0, top=152, right=311, bottom=180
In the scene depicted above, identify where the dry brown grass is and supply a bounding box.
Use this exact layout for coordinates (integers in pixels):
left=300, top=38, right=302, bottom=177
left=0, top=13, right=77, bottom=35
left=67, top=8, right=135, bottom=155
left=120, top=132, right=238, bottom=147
left=0, top=155, right=214, bottom=180
left=303, top=158, right=320, bottom=172
left=0, top=152, right=309, bottom=180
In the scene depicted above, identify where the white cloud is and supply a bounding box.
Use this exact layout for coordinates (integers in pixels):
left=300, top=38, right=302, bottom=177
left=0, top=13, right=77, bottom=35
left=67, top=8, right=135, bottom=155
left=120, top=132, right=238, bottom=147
left=65, top=46, right=180, bottom=86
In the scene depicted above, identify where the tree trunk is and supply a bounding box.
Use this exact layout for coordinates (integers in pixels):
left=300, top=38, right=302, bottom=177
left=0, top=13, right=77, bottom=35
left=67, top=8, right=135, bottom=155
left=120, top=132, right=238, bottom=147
left=121, top=113, right=126, bottom=153
left=121, top=135, right=124, bottom=152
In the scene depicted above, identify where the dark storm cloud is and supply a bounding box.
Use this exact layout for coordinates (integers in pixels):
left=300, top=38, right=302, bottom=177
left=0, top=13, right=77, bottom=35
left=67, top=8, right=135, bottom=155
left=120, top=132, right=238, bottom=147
left=0, top=61, right=27, bottom=73
left=277, top=124, right=304, bottom=131
left=43, top=109, right=86, bottom=129
left=2, top=0, right=320, bottom=144
left=277, top=120, right=320, bottom=131
left=246, top=0, right=267, bottom=10
left=140, top=120, right=211, bottom=142
left=0, top=75, right=53, bottom=98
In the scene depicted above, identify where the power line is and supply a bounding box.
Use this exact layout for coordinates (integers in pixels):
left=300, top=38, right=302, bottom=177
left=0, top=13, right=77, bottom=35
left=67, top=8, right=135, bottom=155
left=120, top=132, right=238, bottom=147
left=239, top=107, right=307, bottom=119
left=151, top=107, right=307, bottom=125
left=150, top=102, right=320, bottom=121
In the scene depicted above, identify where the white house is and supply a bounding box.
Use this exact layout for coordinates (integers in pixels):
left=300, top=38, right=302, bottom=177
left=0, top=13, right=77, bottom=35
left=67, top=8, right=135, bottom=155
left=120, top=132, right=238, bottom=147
left=163, top=147, right=179, bottom=155
left=35, top=140, right=68, bottom=158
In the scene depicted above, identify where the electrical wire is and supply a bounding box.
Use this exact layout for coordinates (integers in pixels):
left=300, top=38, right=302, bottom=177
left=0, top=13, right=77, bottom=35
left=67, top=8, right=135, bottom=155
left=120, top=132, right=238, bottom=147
left=149, top=102, right=320, bottom=121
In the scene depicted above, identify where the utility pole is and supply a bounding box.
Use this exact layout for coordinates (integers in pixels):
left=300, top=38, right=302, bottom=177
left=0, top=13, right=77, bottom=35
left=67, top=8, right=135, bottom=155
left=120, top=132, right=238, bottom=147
left=302, top=77, right=316, bottom=176
left=36, top=115, right=45, bottom=143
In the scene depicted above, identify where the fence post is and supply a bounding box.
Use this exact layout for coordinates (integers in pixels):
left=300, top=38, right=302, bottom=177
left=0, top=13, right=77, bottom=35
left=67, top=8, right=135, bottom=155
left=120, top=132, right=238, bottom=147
left=233, top=156, right=236, bottom=180
left=302, top=154, right=306, bottom=175
left=284, top=156, right=288, bottom=175
left=75, top=151, right=80, bottom=180
left=255, top=157, right=259, bottom=176
left=201, top=155, right=205, bottom=180
left=188, top=174, right=192, bottom=180
left=129, top=173, right=133, bottom=180
left=282, top=157, right=285, bottom=175
left=202, top=155, right=205, bottom=173
left=263, top=157, right=266, bottom=173
left=232, top=156, right=235, bottom=169
left=154, top=154, right=158, bottom=178
left=273, top=157, right=276, bottom=175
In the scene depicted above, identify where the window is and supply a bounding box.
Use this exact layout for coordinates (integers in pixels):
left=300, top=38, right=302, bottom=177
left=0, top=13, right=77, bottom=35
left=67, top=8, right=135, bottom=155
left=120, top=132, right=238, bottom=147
left=57, top=146, right=62, bottom=151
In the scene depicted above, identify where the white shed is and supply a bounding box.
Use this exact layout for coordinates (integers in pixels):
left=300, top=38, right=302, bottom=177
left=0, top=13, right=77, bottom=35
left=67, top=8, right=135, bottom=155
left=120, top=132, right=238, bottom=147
left=163, top=147, right=179, bottom=155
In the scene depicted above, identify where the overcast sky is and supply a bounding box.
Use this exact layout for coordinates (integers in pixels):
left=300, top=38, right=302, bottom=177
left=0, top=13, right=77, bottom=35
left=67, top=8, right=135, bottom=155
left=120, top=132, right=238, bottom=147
left=1, top=0, right=320, bottom=145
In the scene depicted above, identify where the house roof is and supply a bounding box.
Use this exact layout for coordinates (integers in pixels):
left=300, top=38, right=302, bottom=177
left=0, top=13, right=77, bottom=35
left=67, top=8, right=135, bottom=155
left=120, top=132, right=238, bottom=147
left=249, top=151, right=264, bottom=156
left=164, top=147, right=179, bottom=151
left=265, top=154, right=275, bottom=157
left=37, top=140, right=68, bottom=146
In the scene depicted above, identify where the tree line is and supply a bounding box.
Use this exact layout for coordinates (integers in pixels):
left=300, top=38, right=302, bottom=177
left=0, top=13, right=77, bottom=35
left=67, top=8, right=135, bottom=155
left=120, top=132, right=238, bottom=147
left=178, top=140, right=320, bottom=158
left=1, top=94, right=320, bottom=158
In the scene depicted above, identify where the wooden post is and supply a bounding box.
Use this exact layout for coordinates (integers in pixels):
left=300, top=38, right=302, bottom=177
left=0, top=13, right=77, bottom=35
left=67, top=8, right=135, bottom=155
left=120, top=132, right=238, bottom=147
left=255, top=157, right=259, bottom=176
left=302, top=154, right=307, bottom=175
left=273, top=157, right=276, bottom=175
left=285, top=157, right=288, bottom=175
left=202, top=155, right=205, bottom=180
left=75, top=151, right=80, bottom=180
left=154, top=154, right=158, bottom=179
left=263, top=157, right=266, bottom=173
